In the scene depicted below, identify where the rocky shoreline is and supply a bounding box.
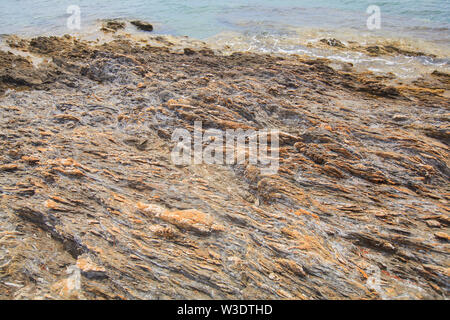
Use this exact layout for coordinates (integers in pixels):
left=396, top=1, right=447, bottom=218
left=0, top=32, right=449, bottom=299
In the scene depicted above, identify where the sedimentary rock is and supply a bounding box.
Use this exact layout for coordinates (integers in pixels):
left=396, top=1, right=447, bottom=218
left=0, top=34, right=448, bottom=300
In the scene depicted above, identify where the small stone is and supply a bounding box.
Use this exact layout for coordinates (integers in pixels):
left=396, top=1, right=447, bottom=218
left=76, top=255, right=107, bottom=279
left=268, top=273, right=279, bottom=280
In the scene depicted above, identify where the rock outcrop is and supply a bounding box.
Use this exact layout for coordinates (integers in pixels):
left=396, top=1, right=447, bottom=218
left=0, top=34, right=448, bottom=299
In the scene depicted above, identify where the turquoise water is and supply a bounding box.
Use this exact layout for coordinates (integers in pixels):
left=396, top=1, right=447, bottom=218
left=0, top=0, right=449, bottom=42
left=0, top=1, right=449, bottom=77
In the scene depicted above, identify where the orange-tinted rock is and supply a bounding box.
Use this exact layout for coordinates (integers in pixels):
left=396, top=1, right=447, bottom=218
left=0, top=164, right=19, bottom=171
left=76, top=256, right=107, bottom=279
left=50, top=266, right=83, bottom=300
left=276, top=259, right=306, bottom=277
left=21, top=156, right=40, bottom=164
left=161, top=209, right=224, bottom=235
left=434, top=232, right=450, bottom=241
left=136, top=202, right=165, bottom=216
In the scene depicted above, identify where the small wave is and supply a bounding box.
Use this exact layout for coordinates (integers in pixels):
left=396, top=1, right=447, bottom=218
left=206, top=28, right=449, bottom=78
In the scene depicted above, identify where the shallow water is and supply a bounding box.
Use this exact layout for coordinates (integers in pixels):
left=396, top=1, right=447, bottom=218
left=0, top=1, right=449, bottom=77
left=0, top=1, right=449, bottom=40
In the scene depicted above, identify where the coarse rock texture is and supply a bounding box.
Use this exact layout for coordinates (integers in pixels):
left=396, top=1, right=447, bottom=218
left=0, top=34, right=449, bottom=300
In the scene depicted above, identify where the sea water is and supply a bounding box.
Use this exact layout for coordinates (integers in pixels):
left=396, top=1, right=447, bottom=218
left=0, top=0, right=448, bottom=76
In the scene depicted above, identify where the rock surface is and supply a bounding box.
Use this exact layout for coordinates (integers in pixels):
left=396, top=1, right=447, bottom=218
left=101, top=20, right=126, bottom=33
left=130, top=20, right=154, bottom=32
left=0, top=34, right=448, bottom=300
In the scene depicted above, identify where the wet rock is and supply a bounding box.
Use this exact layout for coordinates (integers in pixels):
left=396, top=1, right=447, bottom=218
left=29, top=36, right=64, bottom=54
left=366, top=45, right=432, bottom=58
left=320, top=38, right=345, bottom=48
left=130, top=20, right=153, bottom=32
left=101, top=20, right=126, bottom=33
left=184, top=48, right=196, bottom=55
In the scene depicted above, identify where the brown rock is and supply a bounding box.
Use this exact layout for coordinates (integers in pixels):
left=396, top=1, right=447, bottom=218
left=76, top=256, right=107, bottom=280
left=50, top=266, right=83, bottom=299
left=1, top=34, right=449, bottom=300
left=130, top=20, right=153, bottom=32
left=434, top=232, right=450, bottom=241
left=101, top=20, right=126, bottom=33
left=0, top=164, right=19, bottom=171
left=161, top=209, right=224, bottom=235
left=276, top=259, right=306, bottom=277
